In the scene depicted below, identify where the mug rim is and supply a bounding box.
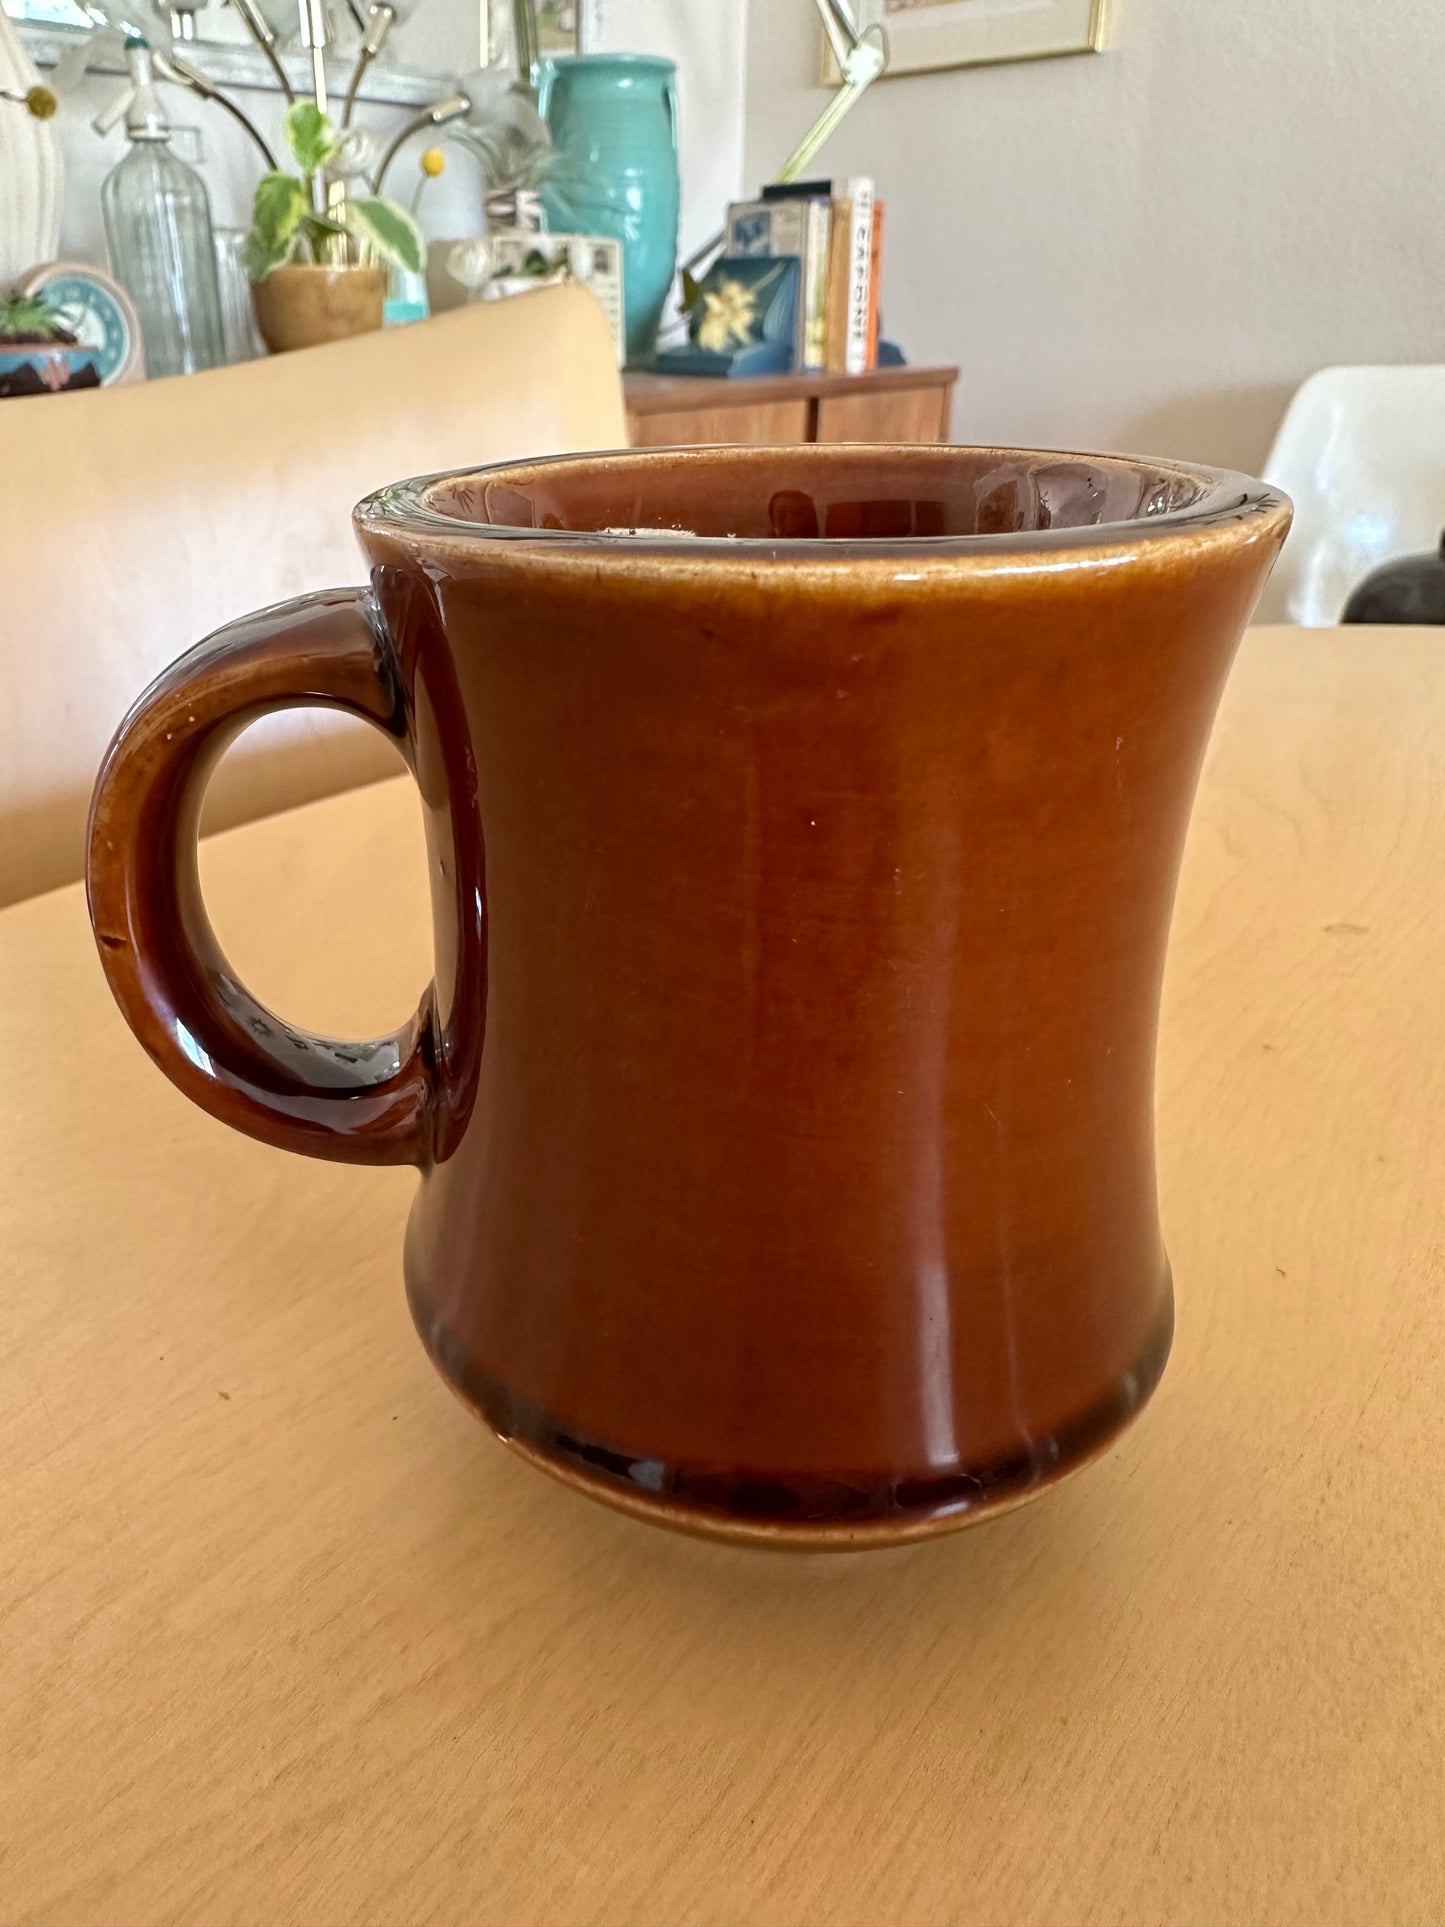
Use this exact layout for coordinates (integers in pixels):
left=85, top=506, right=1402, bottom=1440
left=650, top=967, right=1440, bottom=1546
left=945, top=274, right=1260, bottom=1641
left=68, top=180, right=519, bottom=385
left=355, top=442, right=1290, bottom=567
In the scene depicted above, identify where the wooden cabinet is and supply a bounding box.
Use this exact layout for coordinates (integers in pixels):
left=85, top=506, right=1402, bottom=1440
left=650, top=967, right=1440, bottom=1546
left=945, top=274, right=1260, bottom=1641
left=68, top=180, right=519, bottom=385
left=625, top=365, right=958, bottom=449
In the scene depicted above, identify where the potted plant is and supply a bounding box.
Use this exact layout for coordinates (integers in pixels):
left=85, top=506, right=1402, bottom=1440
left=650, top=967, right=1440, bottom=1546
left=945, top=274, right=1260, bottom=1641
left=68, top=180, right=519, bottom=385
left=246, top=102, right=425, bottom=353
left=0, top=290, right=102, bottom=400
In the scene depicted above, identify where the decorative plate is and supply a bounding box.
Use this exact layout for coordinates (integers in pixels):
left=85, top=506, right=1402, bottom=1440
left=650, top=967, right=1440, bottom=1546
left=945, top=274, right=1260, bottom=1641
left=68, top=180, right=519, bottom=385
left=17, top=262, right=144, bottom=386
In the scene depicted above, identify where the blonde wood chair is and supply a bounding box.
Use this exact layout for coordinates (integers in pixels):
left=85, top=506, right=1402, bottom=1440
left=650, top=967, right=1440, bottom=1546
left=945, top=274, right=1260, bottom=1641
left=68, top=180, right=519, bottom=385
left=0, top=285, right=626, bottom=907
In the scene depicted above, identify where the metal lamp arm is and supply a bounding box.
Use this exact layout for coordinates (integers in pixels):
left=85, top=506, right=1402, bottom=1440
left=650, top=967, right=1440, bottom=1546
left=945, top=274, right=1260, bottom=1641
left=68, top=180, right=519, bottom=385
left=679, top=1, right=887, bottom=281
left=228, top=0, right=296, bottom=103
left=371, top=93, right=469, bottom=193
left=151, top=50, right=280, bottom=169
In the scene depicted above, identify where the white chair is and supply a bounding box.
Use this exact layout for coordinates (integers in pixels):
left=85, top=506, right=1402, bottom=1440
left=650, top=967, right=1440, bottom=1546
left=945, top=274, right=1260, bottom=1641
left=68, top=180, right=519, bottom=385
left=0, top=285, right=626, bottom=907
left=1258, top=365, right=1445, bottom=625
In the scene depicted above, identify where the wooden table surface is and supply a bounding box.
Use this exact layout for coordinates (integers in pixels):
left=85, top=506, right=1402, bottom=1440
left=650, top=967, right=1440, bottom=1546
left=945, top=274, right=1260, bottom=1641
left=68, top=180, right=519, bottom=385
left=2, top=624, right=1443, bottom=1927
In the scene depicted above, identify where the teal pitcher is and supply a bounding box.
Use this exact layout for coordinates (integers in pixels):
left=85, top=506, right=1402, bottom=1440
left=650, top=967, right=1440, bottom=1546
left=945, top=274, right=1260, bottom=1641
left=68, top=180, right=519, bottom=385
left=538, top=54, right=680, bottom=368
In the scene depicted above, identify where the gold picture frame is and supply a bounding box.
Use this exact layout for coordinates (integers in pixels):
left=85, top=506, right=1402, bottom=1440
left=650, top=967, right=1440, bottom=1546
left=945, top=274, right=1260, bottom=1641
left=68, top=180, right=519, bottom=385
left=825, top=0, right=1108, bottom=82
left=480, top=0, right=595, bottom=67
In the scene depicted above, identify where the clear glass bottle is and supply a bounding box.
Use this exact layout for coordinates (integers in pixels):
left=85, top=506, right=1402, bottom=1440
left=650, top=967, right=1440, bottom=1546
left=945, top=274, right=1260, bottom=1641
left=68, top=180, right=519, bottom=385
left=101, top=41, right=225, bottom=379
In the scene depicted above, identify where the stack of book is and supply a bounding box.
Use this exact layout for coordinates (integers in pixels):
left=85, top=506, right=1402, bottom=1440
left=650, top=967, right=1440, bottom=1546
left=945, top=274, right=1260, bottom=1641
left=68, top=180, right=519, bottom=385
left=724, top=176, right=883, bottom=377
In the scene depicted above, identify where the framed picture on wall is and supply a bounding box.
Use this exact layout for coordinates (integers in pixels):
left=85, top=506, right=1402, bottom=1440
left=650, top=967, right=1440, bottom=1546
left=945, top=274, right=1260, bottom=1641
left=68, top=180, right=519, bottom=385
left=482, top=0, right=599, bottom=64
left=825, top=0, right=1107, bottom=81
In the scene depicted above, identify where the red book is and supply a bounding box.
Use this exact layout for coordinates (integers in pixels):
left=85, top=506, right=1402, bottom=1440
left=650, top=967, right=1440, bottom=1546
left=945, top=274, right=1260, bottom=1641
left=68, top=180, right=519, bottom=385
left=866, top=198, right=884, bottom=370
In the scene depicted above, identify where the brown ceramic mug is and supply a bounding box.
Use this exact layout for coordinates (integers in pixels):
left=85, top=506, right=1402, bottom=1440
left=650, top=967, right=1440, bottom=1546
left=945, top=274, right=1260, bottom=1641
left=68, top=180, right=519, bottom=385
left=87, top=445, right=1289, bottom=1547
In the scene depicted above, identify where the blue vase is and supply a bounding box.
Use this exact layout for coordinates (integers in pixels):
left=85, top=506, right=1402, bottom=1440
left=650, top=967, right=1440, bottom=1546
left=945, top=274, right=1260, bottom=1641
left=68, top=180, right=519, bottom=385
left=538, top=54, right=680, bottom=369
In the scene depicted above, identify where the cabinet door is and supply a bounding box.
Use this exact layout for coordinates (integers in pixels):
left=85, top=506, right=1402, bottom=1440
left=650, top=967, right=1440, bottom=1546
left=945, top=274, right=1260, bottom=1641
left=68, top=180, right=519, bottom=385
left=815, top=383, right=952, bottom=444
left=629, top=400, right=813, bottom=448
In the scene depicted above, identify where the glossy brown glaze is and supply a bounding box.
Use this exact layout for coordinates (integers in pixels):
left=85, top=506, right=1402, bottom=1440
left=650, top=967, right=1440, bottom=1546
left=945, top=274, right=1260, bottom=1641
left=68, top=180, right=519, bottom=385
left=88, top=445, right=1290, bottom=1545
left=87, top=591, right=439, bottom=1165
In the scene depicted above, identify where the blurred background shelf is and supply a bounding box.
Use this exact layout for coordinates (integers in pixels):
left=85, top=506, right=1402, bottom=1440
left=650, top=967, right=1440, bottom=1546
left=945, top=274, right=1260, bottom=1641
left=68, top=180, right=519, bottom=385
left=624, top=363, right=958, bottom=448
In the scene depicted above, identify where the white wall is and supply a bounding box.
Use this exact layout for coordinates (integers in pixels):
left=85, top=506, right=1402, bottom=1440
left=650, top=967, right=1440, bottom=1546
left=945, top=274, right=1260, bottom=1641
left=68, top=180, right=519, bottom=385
left=744, top=0, right=1445, bottom=473
left=595, top=0, right=747, bottom=267
left=43, top=0, right=745, bottom=288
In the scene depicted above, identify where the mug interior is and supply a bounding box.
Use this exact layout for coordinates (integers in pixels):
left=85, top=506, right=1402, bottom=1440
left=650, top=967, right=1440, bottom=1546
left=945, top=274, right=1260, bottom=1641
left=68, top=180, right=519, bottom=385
left=409, top=444, right=1262, bottom=546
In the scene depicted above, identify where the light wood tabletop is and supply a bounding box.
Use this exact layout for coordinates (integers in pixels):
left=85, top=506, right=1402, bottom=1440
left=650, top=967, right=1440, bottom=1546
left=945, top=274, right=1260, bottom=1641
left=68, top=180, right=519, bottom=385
left=2, top=624, right=1442, bottom=1927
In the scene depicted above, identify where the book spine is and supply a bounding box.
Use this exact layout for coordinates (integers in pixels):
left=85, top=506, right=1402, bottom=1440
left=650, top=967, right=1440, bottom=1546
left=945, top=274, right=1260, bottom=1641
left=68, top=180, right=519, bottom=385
left=823, top=195, right=852, bottom=373
left=773, top=204, right=811, bottom=369
left=843, top=176, right=874, bottom=377
left=866, top=199, right=884, bottom=370
left=800, top=198, right=832, bottom=371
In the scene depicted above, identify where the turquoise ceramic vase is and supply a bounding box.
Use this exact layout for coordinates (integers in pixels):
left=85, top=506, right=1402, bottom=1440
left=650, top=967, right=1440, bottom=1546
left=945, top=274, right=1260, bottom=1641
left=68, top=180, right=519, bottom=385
left=538, top=54, right=680, bottom=368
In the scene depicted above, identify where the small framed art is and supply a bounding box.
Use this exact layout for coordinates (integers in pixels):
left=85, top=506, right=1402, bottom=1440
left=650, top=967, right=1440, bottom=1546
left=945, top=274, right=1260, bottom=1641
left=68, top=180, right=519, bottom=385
left=825, top=0, right=1107, bottom=82
left=481, top=0, right=598, bottom=65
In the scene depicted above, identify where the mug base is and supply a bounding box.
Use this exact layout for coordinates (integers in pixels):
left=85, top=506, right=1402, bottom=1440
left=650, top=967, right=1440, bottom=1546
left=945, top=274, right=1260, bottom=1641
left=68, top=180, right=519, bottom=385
left=408, top=1275, right=1174, bottom=1549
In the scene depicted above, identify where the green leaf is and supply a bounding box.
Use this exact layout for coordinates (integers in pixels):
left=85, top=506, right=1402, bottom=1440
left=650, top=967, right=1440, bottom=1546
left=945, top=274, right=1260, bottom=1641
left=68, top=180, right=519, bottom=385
left=296, top=211, right=350, bottom=267
left=0, top=292, right=64, bottom=341
left=285, top=101, right=338, bottom=175
left=250, top=171, right=307, bottom=253
left=242, top=229, right=294, bottom=283
left=342, top=196, right=426, bottom=276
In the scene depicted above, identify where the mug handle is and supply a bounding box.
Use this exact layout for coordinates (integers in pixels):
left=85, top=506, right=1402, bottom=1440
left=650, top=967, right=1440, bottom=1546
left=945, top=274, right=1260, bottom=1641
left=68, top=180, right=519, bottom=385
left=87, top=586, right=435, bottom=1169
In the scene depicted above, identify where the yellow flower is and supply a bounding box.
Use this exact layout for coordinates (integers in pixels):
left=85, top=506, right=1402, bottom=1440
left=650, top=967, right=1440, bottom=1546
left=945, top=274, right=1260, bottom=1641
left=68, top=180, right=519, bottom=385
left=420, top=147, right=446, bottom=178
left=697, top=275, right=762, bottom=354
left=26, top=85, right=58, bottom=120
